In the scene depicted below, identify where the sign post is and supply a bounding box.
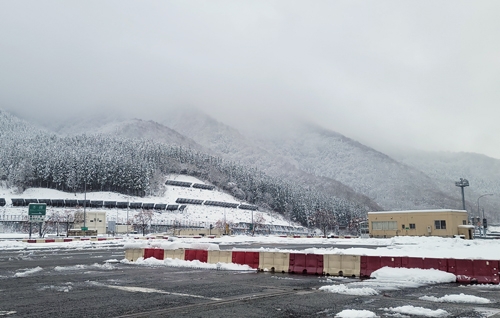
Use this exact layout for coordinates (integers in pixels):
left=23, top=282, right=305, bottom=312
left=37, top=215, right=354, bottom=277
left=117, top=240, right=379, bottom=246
left=28, top=203, right=46, bottom=239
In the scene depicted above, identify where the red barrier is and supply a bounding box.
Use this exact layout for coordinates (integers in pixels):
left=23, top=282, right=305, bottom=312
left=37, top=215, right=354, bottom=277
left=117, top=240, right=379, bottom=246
left=44, top=239, right=55, bottom=243
left=448, top=259, right=499, bottom=284
left=98, top=237, right=107, bottom=241
left=144, top=248, right=165, bottom=260
left=288, top=253, right=323, bottom=275
left=232, top=251, right=260, bottom=269
left=402, top=257, right=423, bottom=269
left=185, top=249, right=208, bottom=263
left=361, top=256, right=376, bottom=277
left=27, top=239, right=36, bottom=243
left=63, top=238, right=73, bottom=242
left=448, top=259, right=473, bottom=283
left=401, top=257, right=447, bottom=271
left=381, top=256, right=401, bottom=268
left=473, top=260, right=499, bottom=284
left=361, top=256, right=402, bottom=277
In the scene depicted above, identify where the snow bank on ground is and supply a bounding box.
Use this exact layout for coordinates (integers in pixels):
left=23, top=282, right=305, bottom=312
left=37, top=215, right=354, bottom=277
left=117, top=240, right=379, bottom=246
left=319, top=284, right=378, bottom=296
left=334, top=309, right=377, bottom=317
left=420, top=293, right=490, bottom=304
left=370, top=267, right=456, bottom=284
left=123, top=241, right=220, bottom=251
left=14, top=266, right=43, bottom=277
left=383, top=305, right=449, bottom=317
left=3, top=232, right=500, bottom=264
left=121, top=257, right=256, bottom=271
left=320, top=268, right=456, bottom=295
left=54, top=263, right=115, bottom=272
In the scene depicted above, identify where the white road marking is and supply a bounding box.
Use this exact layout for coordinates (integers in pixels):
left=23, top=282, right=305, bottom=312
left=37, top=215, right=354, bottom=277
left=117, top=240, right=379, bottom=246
left=0, top=311, right=16, bottom=316
left=91, top=282, right=222, bottom=301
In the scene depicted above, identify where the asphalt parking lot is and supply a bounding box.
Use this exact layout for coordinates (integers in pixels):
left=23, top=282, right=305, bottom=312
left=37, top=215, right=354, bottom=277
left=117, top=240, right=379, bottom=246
left=1, top=247, right=500, bottom=317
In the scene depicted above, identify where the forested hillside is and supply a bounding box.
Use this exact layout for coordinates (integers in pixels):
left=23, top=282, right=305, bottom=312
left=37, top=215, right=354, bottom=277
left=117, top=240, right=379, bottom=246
left=161, top=108, right=464, bottom=211
left=0, top=109, right=370, bottom=226
left=161, top=108, right=381, bottom=211
left=255, top=123, right=463, bottom=211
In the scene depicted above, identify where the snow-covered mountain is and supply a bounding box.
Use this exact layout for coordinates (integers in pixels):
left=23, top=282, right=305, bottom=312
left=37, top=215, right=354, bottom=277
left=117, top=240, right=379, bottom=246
left=5, top=107, right=500, bottom=222
left=161, top=108, right=381, bottom=210
left=160, top=109, right=459, bottom=209
left=393, top=150, right=500, bottom=221
left=251, top=122, right=461, bottom=211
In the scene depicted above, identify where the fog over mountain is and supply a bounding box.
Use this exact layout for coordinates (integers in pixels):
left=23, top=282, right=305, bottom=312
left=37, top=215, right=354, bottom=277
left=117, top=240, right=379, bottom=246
left=1, top=1, right=500, bottom=159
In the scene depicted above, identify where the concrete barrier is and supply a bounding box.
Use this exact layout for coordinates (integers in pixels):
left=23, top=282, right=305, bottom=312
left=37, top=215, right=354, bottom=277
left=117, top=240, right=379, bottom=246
left=207, top=250, right=232, bottom=264
left=323, top=254, right=360, bottom=277
left=259, top=251, right=290, bottom=273
left=232, top=251, right=260, bottom=269
left=144, top=248, right=165, bottom=260
left=289, top=253, right=323, bottom=275
left=122, top=248, right=500, bottom=285
left=125, top=248, right=144, bottom=262
left=185, top=249, right=208, bottom=262
left=164, top=248, right=185, bottom=260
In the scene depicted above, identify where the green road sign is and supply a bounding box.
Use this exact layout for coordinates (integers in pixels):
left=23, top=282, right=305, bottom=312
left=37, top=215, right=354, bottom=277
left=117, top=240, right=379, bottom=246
left=28, top=203, right=46, bottom=216
left=81, top=227, right=88, bottom=231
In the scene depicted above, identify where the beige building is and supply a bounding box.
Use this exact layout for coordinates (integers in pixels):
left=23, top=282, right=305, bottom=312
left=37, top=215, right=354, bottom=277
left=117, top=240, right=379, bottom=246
left=74, top=211, right=107, bottom=235
left=368, top=209, right=474, bottom=239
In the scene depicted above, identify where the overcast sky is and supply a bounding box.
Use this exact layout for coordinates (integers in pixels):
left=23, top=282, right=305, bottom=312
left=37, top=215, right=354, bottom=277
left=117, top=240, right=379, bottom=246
left=1, top=1, right=499, bottom=158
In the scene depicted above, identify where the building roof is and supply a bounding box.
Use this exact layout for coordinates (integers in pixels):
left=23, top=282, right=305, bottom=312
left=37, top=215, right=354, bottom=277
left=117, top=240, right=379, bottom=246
left=368, top=209, right=467, bottom=215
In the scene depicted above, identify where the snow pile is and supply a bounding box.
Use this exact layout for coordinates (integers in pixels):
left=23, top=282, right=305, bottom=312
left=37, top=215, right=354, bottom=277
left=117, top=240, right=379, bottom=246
left=420, top=293, right=490, bottom=304
left=14, top=266, right=43, bottom=277
left=38, top=283, right=73, bottom=293
left=371, top=267, right=456, bottom=284
left=383, top=305, right=449, bottom=317
left=54, top=263, right=115, bottom=272
left=123, top=240, right=221, bottom=251
left=122, top=257, right=255, bottom=271
left=319, top=266, right=454, bottom=296
left=319, top=284, right=378, bottom=296
left=334, top=309, right=377, bottom=317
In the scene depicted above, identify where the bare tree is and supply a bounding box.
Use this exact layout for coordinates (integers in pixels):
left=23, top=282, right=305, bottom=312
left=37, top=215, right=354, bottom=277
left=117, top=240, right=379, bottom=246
left=214, top=218, right=234, bottom=235
left=309, top=209, right=337, bottom=237
left=252, top=212, right=266, bottom=235
left=133, top=209, right=154, bottom=236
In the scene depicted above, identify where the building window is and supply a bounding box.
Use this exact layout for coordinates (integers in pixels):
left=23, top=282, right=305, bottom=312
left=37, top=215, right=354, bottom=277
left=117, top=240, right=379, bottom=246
left=409, top=223, right=416, bottom=229
left=372, top=221, right=397, bottom=231
left=402, top=224, right=405, bottom=229
left=434, top=220, right=446, bottom=230
left=462, top=220, right=467, bottom=225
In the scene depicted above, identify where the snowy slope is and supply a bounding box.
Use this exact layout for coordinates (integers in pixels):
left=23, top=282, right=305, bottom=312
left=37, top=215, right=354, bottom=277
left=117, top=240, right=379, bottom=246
left=0, top=174, right=294, bottom=228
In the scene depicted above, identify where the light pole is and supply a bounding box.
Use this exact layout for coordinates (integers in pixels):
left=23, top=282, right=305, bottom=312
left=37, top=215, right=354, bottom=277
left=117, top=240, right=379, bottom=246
left=455, top=178, right=469, bottom=211
left=83, top=181, right=87, bottom=232
left=477, top=193, right=493, bottom=237
left=127, top=197, right=130, bottom=237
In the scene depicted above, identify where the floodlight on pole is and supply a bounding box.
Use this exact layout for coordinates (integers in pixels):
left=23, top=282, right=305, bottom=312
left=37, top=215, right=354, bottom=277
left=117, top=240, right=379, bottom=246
left=455, top=178, right=469, bottom=211
left=477, top=193, right=493, bottom=237
left=83, top=181, right=87, bottom=230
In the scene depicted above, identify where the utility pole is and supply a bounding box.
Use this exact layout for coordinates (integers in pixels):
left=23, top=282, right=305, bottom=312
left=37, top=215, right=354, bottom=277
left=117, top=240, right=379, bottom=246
left=477, top=193, right=493, bottom=237
left=83, top=181, right=87, bottom=233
